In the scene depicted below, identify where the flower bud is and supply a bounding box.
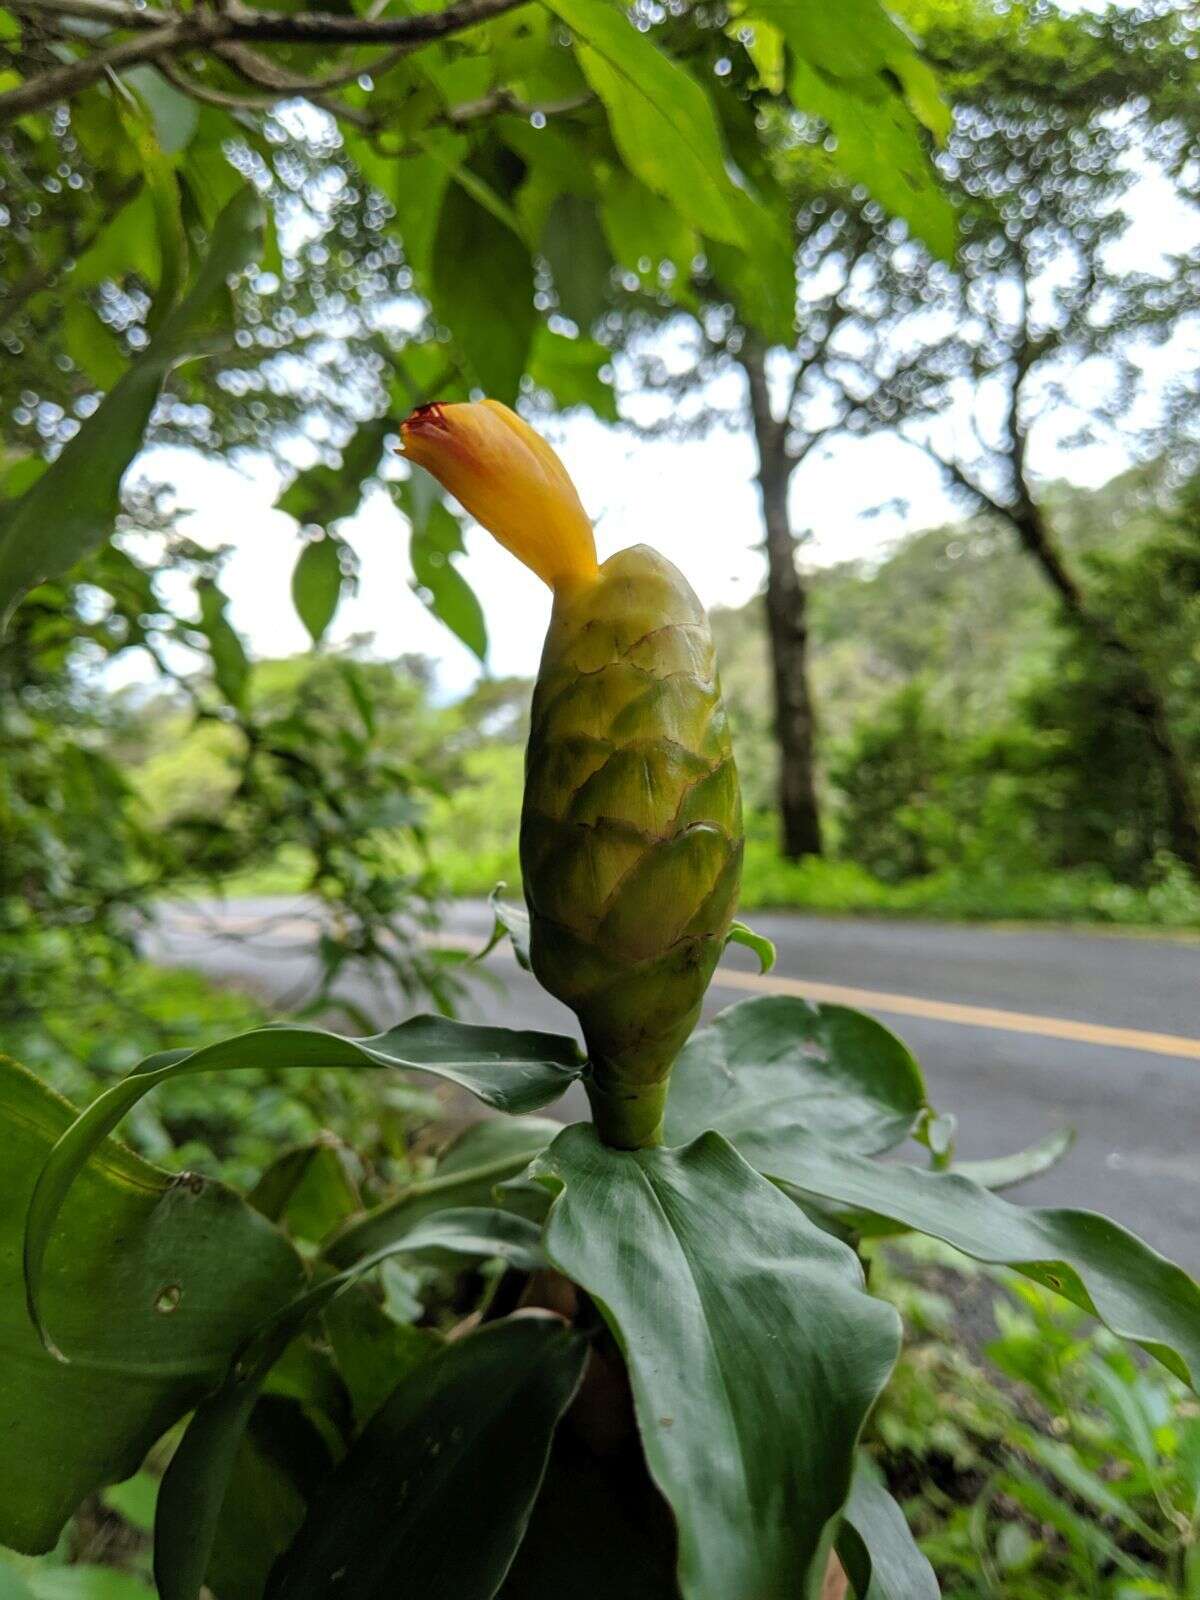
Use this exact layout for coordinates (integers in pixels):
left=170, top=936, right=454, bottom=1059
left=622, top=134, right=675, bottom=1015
left=399, top=400, right=598, bottom=592
left=401, top=401, right=743, bottom=1148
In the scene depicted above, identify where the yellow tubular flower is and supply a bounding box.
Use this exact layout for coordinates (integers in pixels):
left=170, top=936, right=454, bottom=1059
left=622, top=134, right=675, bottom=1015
left=401, top=398, right=742, bottom=1149
left=398, top=399, right=599, bottom=592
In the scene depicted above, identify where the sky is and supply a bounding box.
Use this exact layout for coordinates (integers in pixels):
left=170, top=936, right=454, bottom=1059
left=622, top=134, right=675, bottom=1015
left=120, top=141, right=1200, bottom=702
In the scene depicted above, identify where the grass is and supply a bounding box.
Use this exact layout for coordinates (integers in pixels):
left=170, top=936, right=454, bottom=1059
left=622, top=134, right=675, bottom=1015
left=738, top=842, right=1200, bottom=931
left=180, top=834, right=1200, bottom=935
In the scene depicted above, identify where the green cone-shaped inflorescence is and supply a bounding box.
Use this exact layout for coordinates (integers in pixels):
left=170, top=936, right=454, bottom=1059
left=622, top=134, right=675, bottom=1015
left=399, top=400, right=742, bottom=1147
left=521, top=547, right=743, bottom=1146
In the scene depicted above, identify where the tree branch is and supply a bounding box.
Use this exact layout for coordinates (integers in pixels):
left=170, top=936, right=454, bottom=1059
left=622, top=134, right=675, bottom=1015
left=444, top=87, right=592, bottom=126
left=7, top=0, right=169, bottom=31
left=1, top=0, right=529, bottom=123
left=899, top=428, right=1015, bottom=526
left=0, top=20, right=197, bottom=121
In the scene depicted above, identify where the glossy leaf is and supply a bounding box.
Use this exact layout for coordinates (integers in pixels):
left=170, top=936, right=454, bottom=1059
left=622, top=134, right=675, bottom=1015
left=544, top=0, right=747, bottom=248
left=24, top=1015, right=582, bottom=1353
left=290, top=536, right=344, bottom=646
left=534, top=1125, right=901, bottom=1600
left=155, top=1206, right=544, bottom=1600
left=952, top=1128, right=1076, bottom=1192
left=0, top=1058, right=303, bottom=1555
left=664, top=996, right=929, bottom=1158
left=478, top=884, right=533, bottom=971
left=431, top=178, right=535, bottom=403
left=324, top=1112, right=560, bottom=1265
left=836, top=1454, right=938, bottom=1600
left=266, top=1315, right=587, bottom=1600
left=768, top=1133, right=1200, bottom=1388
left=0, top=187, right=263, bottom=628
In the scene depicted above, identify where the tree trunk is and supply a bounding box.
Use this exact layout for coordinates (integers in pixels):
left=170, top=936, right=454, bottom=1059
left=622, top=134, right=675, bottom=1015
left=1010, top=503, right=1200, bottom=873
left=741, top=347, right=823, bottom=860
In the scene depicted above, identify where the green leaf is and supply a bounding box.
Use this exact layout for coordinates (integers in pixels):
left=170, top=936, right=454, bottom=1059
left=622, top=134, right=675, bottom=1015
left=119, top=103, right=188, bottom=333
left=278, top=416, right=390, bottom=528
left=266, top=1316, right=587, bottom=1600
left=533, top=1125, right=900, bottom=1600
left=0, top=186, right=264, bottom=628
left=17, top=1569, right=156, bottom=1600
left=323, top=1295, right=437, bottom=1432
left=543, top=0, right=747, bottom=249
left=63, top=300, right=127, bottom=390
left=204, top=1400, right=329, bottom=1600
left=0, top=1057, right=303, bottom=1555
left=324, top=1114, right=559, bottom=1268
left=747, top=0, right=955, bottom=260
left=126, top=65, right=200, bottom=155
left=665, top=996, right=929, bottom=1159
left=346, top=137, right=455, bottom=285
left=951, top=1128, right=1076, bottom=1192
left=542, top=193, right=614, bottom=329
left=23, top=1015, right=583, bottom=1355
left=767, top=1133, right=1200, bottom=1389
left=528, top=326, right=619, bottom=422
left=102, top=1471, right=158, bottom=1533
left=195, top=578, right=249, bottom=711
left=248, top=1140, right=361, bottom=1244
left=72, top=187, right=161, bottom=291
left=600, top=169, right=698, bottom=286
left=431, top=179, right=535, bottom=403
left=724, top=919, right=776, bottom=973
left=836, top=1454, right=938, bottom=1600
left=0, top=1565, right=35, bottom=1600
left=478, top=884, right=532, bottom=971
left=290, top=536, right=345, bottom=646
left=155, top=1207, right=545, bottom=1600
left=399, top=473, right=488, bottom=660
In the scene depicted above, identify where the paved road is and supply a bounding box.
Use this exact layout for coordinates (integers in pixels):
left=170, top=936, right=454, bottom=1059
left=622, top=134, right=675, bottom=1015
left=144, top=898, right=1200, bottom=1267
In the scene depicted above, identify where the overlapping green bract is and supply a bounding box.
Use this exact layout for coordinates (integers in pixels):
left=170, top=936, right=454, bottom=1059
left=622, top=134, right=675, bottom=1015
left=521, top=546, right=743, bottom=1147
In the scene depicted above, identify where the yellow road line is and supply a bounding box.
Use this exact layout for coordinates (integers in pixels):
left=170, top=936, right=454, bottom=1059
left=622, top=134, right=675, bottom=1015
left=705, top=965, right=1200, bottom=1061
left=164, top=911, right=1200, bottom=1063
left=432, top=930, right=1200, bottom=1061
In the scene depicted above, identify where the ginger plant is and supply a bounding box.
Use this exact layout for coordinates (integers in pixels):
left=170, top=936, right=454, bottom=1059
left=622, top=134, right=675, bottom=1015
left=4, top=405, right=1200, bottom=1600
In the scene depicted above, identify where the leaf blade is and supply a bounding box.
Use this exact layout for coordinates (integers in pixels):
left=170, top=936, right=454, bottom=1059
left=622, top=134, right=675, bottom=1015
left=542, top=0, right=748, bottom=248
left=770, top=1133, right=1200, bottom=1388
left=155, top=1206, right=544, bottom=1600
left=535, top=1125, right=901, bottom=1600
left=266, top=1316, right=587, bottom=1600
left=0, top=1058, right=303, bottom=1555
left=665, top=995, right=929, bottom=1158
left=0, top=186, right=263, bottom=627
left=23, top=1016, right=582, bottom=1355
left=836, top=1454, right=938, bottom=1600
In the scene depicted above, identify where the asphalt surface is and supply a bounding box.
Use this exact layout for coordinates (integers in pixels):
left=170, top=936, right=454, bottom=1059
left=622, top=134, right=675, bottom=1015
left=144, top=897, right=1200, bottom=1267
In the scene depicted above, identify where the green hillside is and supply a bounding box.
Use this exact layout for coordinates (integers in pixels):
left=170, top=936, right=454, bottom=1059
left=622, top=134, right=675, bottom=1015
left=712, top=466, right=1167, bottom=817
